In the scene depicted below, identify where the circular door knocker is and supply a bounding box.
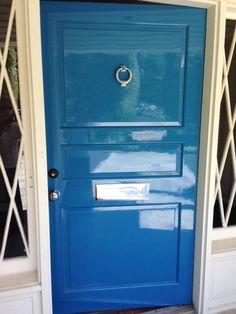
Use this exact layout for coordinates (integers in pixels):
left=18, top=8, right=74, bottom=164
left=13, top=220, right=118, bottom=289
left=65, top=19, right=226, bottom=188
left=115, top=65, right=133, bottom=87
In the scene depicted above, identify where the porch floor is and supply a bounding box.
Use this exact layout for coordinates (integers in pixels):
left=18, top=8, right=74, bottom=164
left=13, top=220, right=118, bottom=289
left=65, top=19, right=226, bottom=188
left=141, top=306, right=194, bottom=313
left=90, top=306, right=236, bottom=314
left=89, top=306, right=195, bottom=314
left=143, top=307, right=236, bottom=314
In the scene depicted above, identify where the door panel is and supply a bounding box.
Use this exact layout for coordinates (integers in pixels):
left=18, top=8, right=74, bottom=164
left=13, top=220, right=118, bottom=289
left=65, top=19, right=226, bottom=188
left=62, top=25, right=186, bottom=127
left=62, top=143, right=182, bottom=178
left=41, top=2, right=206, bottom=313
left=64, top=204, right=179, bottom=288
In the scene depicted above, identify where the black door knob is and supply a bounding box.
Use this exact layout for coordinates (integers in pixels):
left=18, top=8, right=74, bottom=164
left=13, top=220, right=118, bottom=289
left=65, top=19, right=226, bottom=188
left=48, top=168, right=59, bottom=178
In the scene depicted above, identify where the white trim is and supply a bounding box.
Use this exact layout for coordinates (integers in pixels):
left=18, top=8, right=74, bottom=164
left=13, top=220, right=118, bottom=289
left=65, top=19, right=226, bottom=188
left=22, top=0, right=53, bottom=313
left=208, top=303, right=236, bottom=314
left=0, top=285, right=41, bottom=298
left=193, top=2, right=226, bottom=312
left=141, top=0, right=220, bottom=8
left=0, top=288, right=42, bottom=314
left=226, top=3, right=236, bottom=19
left=212, top=227, right=236, bottom=240
left=208, top=250, right=236, bottom=313
left=0, top=271, right=37, bottom=291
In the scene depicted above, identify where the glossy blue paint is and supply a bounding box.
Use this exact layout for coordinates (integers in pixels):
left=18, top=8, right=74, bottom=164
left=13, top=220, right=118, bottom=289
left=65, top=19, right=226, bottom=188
left=41, top=2, right=206, bottom=313
left=62, top=144, right=182, bottom=178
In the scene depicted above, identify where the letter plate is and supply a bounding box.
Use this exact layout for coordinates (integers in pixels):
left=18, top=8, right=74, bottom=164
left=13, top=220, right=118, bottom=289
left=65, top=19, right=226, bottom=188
left=96, top=183, right=149, bottom=201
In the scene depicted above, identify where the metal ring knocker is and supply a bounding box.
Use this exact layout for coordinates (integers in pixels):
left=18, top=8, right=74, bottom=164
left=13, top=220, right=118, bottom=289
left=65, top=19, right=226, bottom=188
left=115, top=65, right=133, bottom=87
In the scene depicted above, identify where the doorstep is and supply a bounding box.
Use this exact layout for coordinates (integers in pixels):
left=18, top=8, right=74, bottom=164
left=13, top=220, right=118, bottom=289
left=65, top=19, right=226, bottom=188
left=141, top=306, right=195, bottom=314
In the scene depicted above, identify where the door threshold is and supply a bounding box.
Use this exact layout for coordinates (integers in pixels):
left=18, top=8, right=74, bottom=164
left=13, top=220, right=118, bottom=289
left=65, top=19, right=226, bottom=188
left=141, top=306, right=195, bottom=314
left=89, top=305, right=195, bottom=314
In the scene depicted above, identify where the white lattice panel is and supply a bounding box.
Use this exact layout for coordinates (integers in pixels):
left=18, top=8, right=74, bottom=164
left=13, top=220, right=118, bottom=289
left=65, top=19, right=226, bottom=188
left=0, top=0, right=29, bottom=261
left=214, top=20, right=236, bottom=229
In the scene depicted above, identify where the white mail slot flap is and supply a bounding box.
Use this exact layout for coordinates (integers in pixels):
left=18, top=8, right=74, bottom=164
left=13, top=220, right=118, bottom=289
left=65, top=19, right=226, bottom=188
left=96, top=183, right=149, bottom=201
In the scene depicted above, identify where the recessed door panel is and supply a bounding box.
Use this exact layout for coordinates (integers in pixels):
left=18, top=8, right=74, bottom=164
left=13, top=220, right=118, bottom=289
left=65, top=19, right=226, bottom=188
left=62, top=144, right=182, bottom=178
left=63, top=25, right=187, bottom=126
left=63, top=204, right=179, bottom=289
left=41, top=2, right=206, bottom=313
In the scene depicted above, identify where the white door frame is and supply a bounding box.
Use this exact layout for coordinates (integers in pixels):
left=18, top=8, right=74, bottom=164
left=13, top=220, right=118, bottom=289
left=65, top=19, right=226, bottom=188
left=16, top=1, right=52, bottom=313
left=23, top=0, right=228, bottom=313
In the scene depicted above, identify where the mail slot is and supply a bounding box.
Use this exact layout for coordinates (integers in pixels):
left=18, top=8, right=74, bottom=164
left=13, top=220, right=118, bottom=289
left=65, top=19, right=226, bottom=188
left=96, top=183, right=149, bottom=201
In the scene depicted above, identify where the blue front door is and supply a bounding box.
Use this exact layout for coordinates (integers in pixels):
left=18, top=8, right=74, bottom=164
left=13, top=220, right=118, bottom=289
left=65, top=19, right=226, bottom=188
left=41, top=2, right=206, bottom=313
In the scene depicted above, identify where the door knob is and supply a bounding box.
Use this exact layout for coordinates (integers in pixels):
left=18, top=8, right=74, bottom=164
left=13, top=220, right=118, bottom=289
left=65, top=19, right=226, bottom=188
left=48, top=168, right=59, bottom=178
left=49, top=190, right=60, bottom=201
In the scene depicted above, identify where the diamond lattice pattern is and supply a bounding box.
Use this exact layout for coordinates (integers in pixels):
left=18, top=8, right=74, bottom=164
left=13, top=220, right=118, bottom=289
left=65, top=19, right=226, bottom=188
left=214, top=20, right=236, bottom=228
left=0, top=0, right=29, bottom=260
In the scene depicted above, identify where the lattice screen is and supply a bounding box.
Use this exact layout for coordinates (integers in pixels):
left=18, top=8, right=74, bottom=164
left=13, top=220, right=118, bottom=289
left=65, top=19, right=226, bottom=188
left=0, top=0, right=29, bottom=260
left=214, top=20, right=236, bottom=229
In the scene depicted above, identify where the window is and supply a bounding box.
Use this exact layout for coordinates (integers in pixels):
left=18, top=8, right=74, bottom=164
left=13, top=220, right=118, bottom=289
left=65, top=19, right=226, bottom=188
left=214, top=20, right=236, bottom=229
left=0, top=1, right=37, bottom=280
